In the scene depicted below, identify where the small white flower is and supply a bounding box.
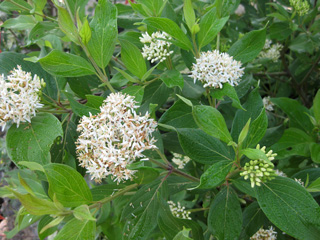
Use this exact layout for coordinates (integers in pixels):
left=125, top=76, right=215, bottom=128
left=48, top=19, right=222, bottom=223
left=263, top=96, right=275, bottom=111
left=0, top=66, right=44, bottom=131
left=76, top=92, right=158, bottom=183
left=294, top=178, right=304, bottom=186
left=167, top=201, right=191, bottom=220
left=250, top=226, right=277, bottom=240
left=140, top=31, right=174, bottom=63
left=275, top=169, right=287, bottom=177
left=240, top=144, right=277, bottom=188
left=190, top=50, right=244, bottom=89
left=259, top=41, right=283, bottom=62
left=234, top=4, right=246, bottom=16
left=171, top=153, right=190, bottom=169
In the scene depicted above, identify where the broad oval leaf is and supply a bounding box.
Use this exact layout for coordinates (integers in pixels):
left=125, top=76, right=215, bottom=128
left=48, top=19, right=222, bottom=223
left=6, top=113, right=63, bottom=166
left=228, top=27, right=266, bottom=64
left=256, top=177, right=320, bottom=240
left=177, top=128, right=233, bottom=164
left=44, top=163, right=93, bottom=208
left=39, top=50, right=96, bottom=77
left=54, top=218, right=96, bottom=240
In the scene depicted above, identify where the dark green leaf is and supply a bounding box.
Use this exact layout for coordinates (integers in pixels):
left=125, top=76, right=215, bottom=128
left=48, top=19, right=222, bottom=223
left=160, top=70, right=184, bottom=89
left=211, top=83, right=245, bottom=110
left=208, top=187, right=242, bottom=240
left=313, top=89, right=320, bottom=124
left=256, top=177, right=320, bottom=240
left=64, top=91, right=99, bottom=117
left=269, top=22, right=292, bottom=41
left=121, top=85, right=145, bottom=104
left=310, top=143, right=320, bottom=163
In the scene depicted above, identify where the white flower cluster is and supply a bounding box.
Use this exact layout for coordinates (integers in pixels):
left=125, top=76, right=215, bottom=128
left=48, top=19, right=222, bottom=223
left=294, top=178, right=305, bottom=186
left=76, top=92, right=158, bottom=183
left=171, top=153, right=190, bottom=169
left=262, top=96, right=275, bottom=111
left=167, top=201, right=191, bottom=220
left=250, top=226, right=277, bottom=240
left=240, top=145, right=277, bottom=188
left=259, top=41, right=283, bottom=62
left=275, top=169, right=287, bottom=177
left=289, top=0, right=309, bottom=16
left=0, top=65, right=44, bottom=131
left=140, top=31, right=174, bottom=63
left=190, top=50, right=244, bottom=89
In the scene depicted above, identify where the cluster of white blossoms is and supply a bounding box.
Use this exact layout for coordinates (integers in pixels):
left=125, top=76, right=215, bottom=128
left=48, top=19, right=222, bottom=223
left=259, top=40, right=283, bottom=62
left=171, top=153, right=190, bottom=169
left=294, top=178, right=305, bottom=186
left=167, top=201, right=191, bottom=220
left=140, top=31, right=174, bottom=63
left=250, top=226, right=277, bottom=240
left=262, top=96, right=275, bottom=111
left=0, top=65, right=44, bottom=131
left=76, top=92, right=158, bottom=183
left=190, top=50, right=244, bottom=89
left=240, top=145, right=277, bottom=188
left=275, top=169, right=287, bottom=177
left=289, top=0, right=309, bottom=16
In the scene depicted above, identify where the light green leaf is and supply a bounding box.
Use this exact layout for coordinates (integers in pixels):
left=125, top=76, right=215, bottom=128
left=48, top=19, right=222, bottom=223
left=18, top=162, right=45, bottom=172
left=193, top=105, right=232, bottom=143
left=195, top=161, right=232, bottom=189
left=143, top=17, right=193, bottom=50
left=310, top=143, right=320, bottom=163
left=73, top=205, right=96, bottom=221
left=120, top=39, right=147, bottom=79
left=177, top=129, right=233, bottom=164
left=228, top=27, right=266, bottom=64
left=39, top=50, right=96, bottom=77
left=241, top=148, right=272, bottom=164
left=313, top=89, right=320, bottom=124
left=114, top=67, right=140, bottom=83
left=238, top=118, right=251, bottom=146
left=256, top=177, right=320, bottom=240
left=183, top=0, right=195, bottom=31
left=198, top=8, right=229, bottom=49
left=79, top=17, right=91, bottom=45
left=208, top=187, right=242, bottom=240
left=57, top=6, right=80, bottom=44
left=6, top=113, right=63, bottom=166
left=121, top=85, right=145, bottom=104
left=44, top=163, right=93, bottom=207
left=87, top=0, right=117, bottom=68
left=2, top=15, right=37, bottom=30
left=307, top=177, right=320, bottom=192
left=173, top=228, right=192, bottom=240
left=54, top=218, right=96, bottom=240
left=211, top=83, right=245, bottom=110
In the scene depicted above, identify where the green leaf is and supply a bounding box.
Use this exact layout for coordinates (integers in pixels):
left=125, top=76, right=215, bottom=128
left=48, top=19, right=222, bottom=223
left=241, top=148, right=271, bottom=164
left=9, top=189, right=61, bottom=216
left=44, top=163, right=93, bottom=207
left=310, top=142, right=320, bottom=163
left=211, top=83, right=245, bottom=110
left=158, top=198, right=204, bottom=240
left=39, top=216, right=64, bottom=234
left=313, top=89, right=320, bottom=124
left=269, top=22, right=292, bottom=41
left=143, top=17, right=193, bottom=50
left=160, top=70, right=184, bottom=89
left=183, top=0, right=195, bottom=32
left=228, top=27, right=266, bottom=64
left=177, top=129, right=233, bottom=164
left=256, top=177, right=320, bottom=240
left=238, top=118, right=251, bottom=146
left=173, top=228, right=192, bottom=240
left=87, top=0, right=117, bottom=68
left=6, top=113, right=63, bottom=166
left=176, top=94, right=193, bottom=107
left=195, top=161, right=232, bottom=189
left=208, top=187, right=242, bottom=240
left=159, top=100, right=197, bottom=128
left=121, top=85, right=145, bottom=104
left=243, top=109, right=268, bottom=148
left=85, top=95, right=104, bottom=109
left=182, top=75, right=205, bottom=99
left=39, top=50, right=96, bottom=77
left=307, top=177, right=320, bottom=192
left=27, top=22, right=60, bottom=45
left=54, top=217, right=96, bottom=240
left=79, top=17, right=91, bottom=45
left=57, top=6, right=80, bottom=44
left=231, top=88, right=263, bottom=141
left=132, top=167, right=160, bottom=185
left=120, top=39, right=147, bottom=79
left=0, top=0, right=32, bottom=12
left=64, top=91, right=99, bottom=117
left=114, top=67, right=140, bottom=83
left=271, top=128, right=314, bottom=159
left=73, top=205, right=96, bottom=221
left=2, top=15, right=37, bottom=30
left=272, top=97, right=314, bottom=134
left=38, top=215, right=60, bottom=240
left=193, top=105, right=232, bottom=143
left=18, top=161, right=45, bottom=172
left=198, top=8, right=229, bottom=49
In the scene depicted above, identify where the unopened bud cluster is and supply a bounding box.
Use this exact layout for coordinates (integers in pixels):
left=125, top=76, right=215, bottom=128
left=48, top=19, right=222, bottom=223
left=76, top=92, right=157, bottom=183
left=167, top=201, right=191, bottom=220
left=259, top=40, right=283, bottom=62
left=250, top=226, right=277, bottom=240
left=140, top=31, right=174, bottom=63
left=0, top=65, right=44, bottom=131
left=171, top=153, right=190, bottom=169
left=190, top=50, right=244, bottom=89
left=240, top=145, right=277, bottom=188
left=289, top=0, right=309, bottom=16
